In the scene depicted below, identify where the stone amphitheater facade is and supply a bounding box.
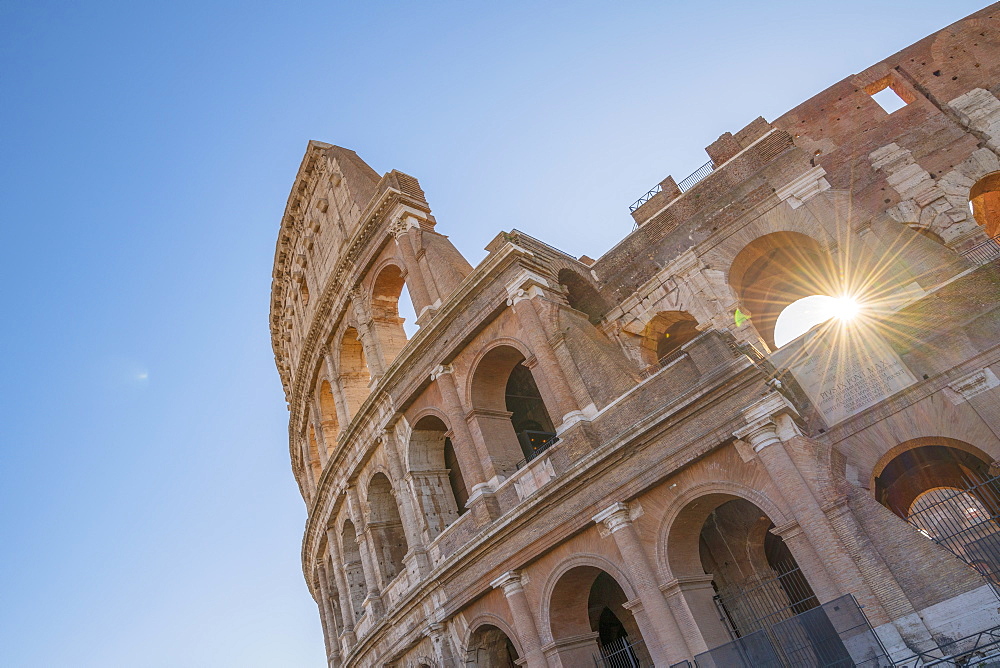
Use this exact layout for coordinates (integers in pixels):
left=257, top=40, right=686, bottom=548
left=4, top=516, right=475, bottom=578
left=271, top=5, right=1000, bottom=666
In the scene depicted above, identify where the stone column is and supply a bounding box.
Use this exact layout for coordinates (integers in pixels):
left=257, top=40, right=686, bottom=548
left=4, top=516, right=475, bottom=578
left=315, top=562, right=342, bottom=667
left=425, top=622, right=458, bottom=667
left=659, top=574, right=727, bottom=653
left=431, top=364, right=500, bottom=522
left=322, top=350, right=352, bottom=432
left=346, top=486, right=385, bottom=618
left=381, top=429, right=430, bottom=577
left=734, top=394, right=888, bottom=623
left=593, top=503, right=691, bottom=665
left=490, top=571, right=547, bottom=668
left=391, top=218, right=435, bottom=319
left=324, top=527, right=357, bottom=647
left=311, top=412, right=330, bottom=467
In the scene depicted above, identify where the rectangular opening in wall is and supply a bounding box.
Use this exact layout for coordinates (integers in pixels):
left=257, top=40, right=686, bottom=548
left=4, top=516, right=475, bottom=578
left=865, top=76, right=912, bottom=114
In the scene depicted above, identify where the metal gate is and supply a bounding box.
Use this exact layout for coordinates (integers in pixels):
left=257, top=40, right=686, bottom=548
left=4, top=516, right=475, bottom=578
left=713, top=559, right=820, bottom=638
left=904, top=471, right=1000, bottom=598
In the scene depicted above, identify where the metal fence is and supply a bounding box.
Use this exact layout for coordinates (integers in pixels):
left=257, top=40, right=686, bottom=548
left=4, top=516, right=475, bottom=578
left=678, top=160, right=716, bottom=192
left=904, top=471, right=1000, bottom=597
left=628, top=160, right=716, bottom=212
left=696, top=595, right=889, bottom=668
left=771, top=595, right=891, bottom=668
left=961, top=233, right=1000, bottom=265
left=694, top=629, right=785, bottom=668
left=714, top=560, right=820, bottom=638
left=593, top=636, right=650, bottom=668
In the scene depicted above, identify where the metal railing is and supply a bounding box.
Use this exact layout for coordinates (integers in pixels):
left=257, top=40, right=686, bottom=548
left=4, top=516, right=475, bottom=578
left=678, top=159, right=715, bottom=192
left=962, top=233, right=1000, bottom=264
left=515, top=430, right=558, bottom=468
left=904, top=470, right=1000, bottom=597
left=594, top=636, right=650, bottom=668
left=628, top=160, right=716, bottom=213
left=629, top=184, right=662, bottom=213
left=895, top=623, right=1000, bottom=666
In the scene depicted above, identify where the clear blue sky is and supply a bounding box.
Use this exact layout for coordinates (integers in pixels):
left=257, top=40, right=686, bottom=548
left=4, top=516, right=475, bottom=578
left=0, top=2, right=986, bottom=666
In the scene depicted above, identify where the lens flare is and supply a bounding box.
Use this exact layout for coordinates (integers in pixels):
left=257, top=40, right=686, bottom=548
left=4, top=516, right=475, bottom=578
left=773, top=294, right=863, bottom=347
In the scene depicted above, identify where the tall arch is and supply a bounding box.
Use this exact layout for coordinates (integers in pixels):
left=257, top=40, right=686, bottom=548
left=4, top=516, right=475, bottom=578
left=547, top=565, right=652, bottom=667
left=728, top=231, right=838, bottom=349
left=366, top=472, right=409, bottom=582
left=339, top=326, right=371, bottom=418
left=340, top=520, right=366, bottom=622
left=469, top=343, right=557, bottom=475
left=370, top=263, right=412, bottom=365
left=407, top=414, right=467, bottom=540
left=317, top=379, right=339, bottom=454
left=664, top=491, right=827, bottom=652
left=465, top=621, right=521, bottom=668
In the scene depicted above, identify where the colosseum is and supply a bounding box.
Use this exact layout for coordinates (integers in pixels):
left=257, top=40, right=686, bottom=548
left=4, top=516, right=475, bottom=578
left=270, top=5, right=1000, bottom=666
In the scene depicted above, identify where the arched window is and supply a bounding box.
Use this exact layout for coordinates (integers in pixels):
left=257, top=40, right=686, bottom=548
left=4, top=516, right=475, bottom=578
left=667, top=495, right=826, bottom=652
left=470, top=345, right=558, bottom=475
left=408, top=415, right=467, bottom=540
left=558, top=268, right=609, bottom=325
left=318, top=380, right=339, bottom=454
left=549, top=567, right=653, bottom=667
left=874, top=442, right=1000, bottom=588
left=970, top=172, right=1000, bottom=238
left=729, top=232, right=847, bottom=349
left=371, top=264, right=416, bottom=366
left=340, top=520, right=366, bottom=622
left=366, top=473, right=408, bottom=583
left=639, top=311, right=700, bottom=367
left=467, top=624, right=519, bottom=668
left=339, top=326, right=371, bottom=418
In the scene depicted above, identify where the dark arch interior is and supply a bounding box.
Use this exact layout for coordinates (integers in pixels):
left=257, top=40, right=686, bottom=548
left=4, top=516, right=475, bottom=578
left=559, top=268, right=610, bottom=325
left=698, top=498, right=820, bottom=638
left=505, top=363, right=556, bottom=461
left=466, top=624, right=518, bottom=668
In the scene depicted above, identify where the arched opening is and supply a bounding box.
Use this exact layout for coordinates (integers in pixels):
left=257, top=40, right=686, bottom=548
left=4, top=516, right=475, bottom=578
left=407, top=415, right=468, bottom=540
left=558, top=268, right=610, bottom=325
left=668, top=494, right=837, bottom=659
left=470, top=345, right=557, bottom=475
left=371, top=264, right=413, bottom=365
left=970, top=171, right=1000, bottom=238
left=318, top=380, right=339, bottom=454
left=640, top=311, right=700, bottom=368
left=874, top=443, right=1000, bottom=585
left=340, top=520, right=367, bottom=622
left=366, top=472, right=409, bottom=583
left=729, top=232, right=842, bottom=350
left=466, top=624, right=519, bottom=667
left=549, top=566, right=652, bottom=667
left=339, top=326, right=371, bottom=418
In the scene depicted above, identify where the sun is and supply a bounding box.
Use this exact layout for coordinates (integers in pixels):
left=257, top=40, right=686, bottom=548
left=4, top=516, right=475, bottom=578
left=773, top=294, right=863, bottom=347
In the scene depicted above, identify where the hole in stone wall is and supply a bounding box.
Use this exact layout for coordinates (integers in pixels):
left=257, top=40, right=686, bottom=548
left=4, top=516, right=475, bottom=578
left=865, top=77, right=910, bottom=114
